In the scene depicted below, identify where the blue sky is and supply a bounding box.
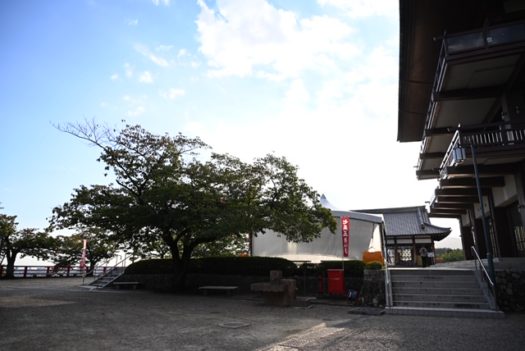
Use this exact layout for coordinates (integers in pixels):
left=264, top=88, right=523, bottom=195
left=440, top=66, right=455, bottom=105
left=0, top=0, right=462, bottom=250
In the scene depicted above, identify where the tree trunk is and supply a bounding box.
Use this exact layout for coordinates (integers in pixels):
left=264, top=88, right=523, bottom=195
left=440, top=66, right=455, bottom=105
left=5, top=252, right=17, bottom=279
left=170, top=245, right=193, bottom=292
left=87, top=262, right=96, bottom=277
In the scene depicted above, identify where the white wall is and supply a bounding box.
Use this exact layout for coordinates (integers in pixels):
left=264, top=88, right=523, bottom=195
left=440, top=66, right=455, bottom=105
left=252, top=217, right=380, bottom=263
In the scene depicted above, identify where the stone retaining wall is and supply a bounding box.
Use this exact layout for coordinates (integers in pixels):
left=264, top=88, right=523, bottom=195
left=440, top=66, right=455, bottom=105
left=119, top=273, right=276, bottom=292
left=495, top=270, right=525, bottom=312
left=359, top=269, right=385, bottom=307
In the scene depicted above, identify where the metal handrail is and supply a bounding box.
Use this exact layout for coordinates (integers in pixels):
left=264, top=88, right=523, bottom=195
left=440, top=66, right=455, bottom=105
left=381, top=224, right=393, bottom=307
left=471, top=246, right=497, bottom=309
left=384, top=255, right=393, bottom=307
left=82, top=254, right=128, bottom=285
left=471, top=246, right=494, bottom=286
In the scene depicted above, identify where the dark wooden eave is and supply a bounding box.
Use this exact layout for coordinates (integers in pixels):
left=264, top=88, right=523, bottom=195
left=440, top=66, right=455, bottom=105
left=439, top=177, right=505, bottom=188
left=429, top=213, right=462, bottom=219
left=445, top=164, right=518, bottom=178
left=429, top=207, right=467, bottom=215
left=434, top=195, right=479, bottom=204
left=419, top=152, right=445, bottom=160
left=424, top=127, right=455, bottom=137
left=432, top=86, right=504, bottom=101
left=398, top=0, right=507, bottom=142
left=435, top=188, right=491, bottom=197
left=416, top=169, right=439, bottom=178
left=431, top=202, right=472, bottom=210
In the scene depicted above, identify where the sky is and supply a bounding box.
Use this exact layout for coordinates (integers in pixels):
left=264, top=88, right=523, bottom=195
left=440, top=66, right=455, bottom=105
left=0, top=0, right=462, bottom=257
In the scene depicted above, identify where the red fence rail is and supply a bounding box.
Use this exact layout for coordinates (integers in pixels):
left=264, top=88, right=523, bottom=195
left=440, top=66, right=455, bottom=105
left=0, top=265, right=111, bottom=279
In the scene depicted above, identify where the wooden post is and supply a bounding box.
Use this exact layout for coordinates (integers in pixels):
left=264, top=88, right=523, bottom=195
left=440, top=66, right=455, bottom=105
left=23, top=266, right=28, bottom=278
left=412, top=236, right=416, bottom=266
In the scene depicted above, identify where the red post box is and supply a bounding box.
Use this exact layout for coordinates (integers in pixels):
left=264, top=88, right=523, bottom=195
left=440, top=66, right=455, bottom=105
left=327, top=269, right=345, bottom=296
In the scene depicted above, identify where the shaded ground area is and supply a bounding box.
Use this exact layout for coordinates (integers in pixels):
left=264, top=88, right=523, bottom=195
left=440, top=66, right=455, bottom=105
left=1, top=278, right=524, bottom=351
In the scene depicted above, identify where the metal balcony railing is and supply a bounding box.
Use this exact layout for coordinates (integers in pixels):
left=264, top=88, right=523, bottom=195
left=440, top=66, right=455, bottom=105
left=424, top=20, right=525, bottom=133
left=440, top=122, right=525, bottom=179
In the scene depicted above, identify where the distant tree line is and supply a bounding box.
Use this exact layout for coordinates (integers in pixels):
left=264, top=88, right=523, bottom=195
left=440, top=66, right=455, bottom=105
left=435, top=248, right=465, bottom=262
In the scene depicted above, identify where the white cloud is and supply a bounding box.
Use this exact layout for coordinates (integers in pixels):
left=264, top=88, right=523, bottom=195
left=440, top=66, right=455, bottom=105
left=127, top=19, right=139, bottom=26
left=126, top=105, right=145, bottom=117
left=181, top=38, right=403, bottom=212
left=195, top=0, right=358, bottom=79
left=177, top=48, right=189, bottom=58
left=160, top=88, right=186, bottom=100
left=139, top=71, right=154, bottom=84
left=134, top=44, right=169, bottom=67
left=124, top=63, right=134, bottom=78
left=122, top=95, right=146, bottom=117
left=151, top=0, right=170, bottom=6
left=110, top=73, right=119, bottom=81
left=156, top=45, right=173, bottom=52
left=317, top=0, right=398, bottom=19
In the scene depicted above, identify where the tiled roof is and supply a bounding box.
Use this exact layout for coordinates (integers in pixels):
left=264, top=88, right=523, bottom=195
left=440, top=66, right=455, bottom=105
left=355, top=206, right=451, bottom=238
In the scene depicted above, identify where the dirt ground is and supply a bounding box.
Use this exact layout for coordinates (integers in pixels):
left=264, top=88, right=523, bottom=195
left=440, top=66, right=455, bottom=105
left=1, top=278, right=524, bottom=351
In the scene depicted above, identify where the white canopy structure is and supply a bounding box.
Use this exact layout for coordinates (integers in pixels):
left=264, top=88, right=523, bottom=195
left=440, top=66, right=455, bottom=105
left=252, top=208, right=383, bottom=263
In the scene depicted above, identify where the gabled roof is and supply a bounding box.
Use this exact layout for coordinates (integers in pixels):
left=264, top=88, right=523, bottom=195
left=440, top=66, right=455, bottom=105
left=355, top=206, right=451, bottom=240
left=320, top=194, right=383, bottom=224
left=331, top=210, right=383, bottom=224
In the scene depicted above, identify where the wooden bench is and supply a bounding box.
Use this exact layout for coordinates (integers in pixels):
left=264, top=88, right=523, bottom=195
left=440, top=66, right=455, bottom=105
left=112, top=282, right=141, bottom=290
left=198, top=286, right=238, bottom=296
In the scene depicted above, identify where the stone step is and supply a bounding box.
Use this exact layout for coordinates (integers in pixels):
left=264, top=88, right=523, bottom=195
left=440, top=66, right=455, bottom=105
left=392, top=281, right=478, bottom=289
left=389, top=269, right=473, bottom=276
left=385, top=306, right=504, bottom=319
left=394, top=300, right=490, bottom=310
left=395, top=293, right=486, bottom=303
left=391, top=274, right=476, bottom=282
left=392, top=287, right=483, bottom=296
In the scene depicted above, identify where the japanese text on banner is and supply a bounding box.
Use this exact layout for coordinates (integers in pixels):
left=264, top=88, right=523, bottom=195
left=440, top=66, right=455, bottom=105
left=341, top=216, right=350, bottom=257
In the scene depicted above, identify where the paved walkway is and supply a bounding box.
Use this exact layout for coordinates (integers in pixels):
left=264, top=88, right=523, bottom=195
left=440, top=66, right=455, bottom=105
left=1, top=278, right=524, bottom=350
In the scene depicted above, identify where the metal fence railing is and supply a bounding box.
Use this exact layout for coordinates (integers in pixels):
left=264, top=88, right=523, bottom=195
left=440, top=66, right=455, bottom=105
left=0, top=265, right=112, bottom=279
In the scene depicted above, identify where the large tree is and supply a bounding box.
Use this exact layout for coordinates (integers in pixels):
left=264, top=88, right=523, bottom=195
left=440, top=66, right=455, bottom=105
left=51, top=122, right=335, bottom=289
left=0, top=214, right=55, bottom=279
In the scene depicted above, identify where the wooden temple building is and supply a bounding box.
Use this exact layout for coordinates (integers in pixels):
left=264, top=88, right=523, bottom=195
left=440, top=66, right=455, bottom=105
left=398, top=0, right=525, bottom=260
left=358, top=207, right=450, bottom=267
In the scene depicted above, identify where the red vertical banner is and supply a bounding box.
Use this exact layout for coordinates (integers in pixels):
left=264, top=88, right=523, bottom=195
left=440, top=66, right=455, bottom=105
left=341, top=216, right=351, bottom=257
left=80, top=239, right=87, bottom=271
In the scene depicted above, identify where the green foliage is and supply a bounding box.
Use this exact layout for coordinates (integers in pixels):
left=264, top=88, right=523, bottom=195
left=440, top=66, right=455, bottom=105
left=125, top=256, right=296, bottom=276
left=125, top=259, right=175, bottom=275
left=51, top=228, right=118, bottom=271
left=191, top=256, right=297, bottom=276
left=438, top=249, right=465, bottom=262
left=319, top=260, right=365, bottom=277
left=1, top=213, right=55, bottom=278
left=191, top=234, right=248, bottom=258
left=365, top=261, right=383, bottom=270
left=52, top=122, right=335, bottom=289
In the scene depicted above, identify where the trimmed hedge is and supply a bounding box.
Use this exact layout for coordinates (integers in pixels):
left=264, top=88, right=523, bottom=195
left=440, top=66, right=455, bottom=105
left=318, top=260, right=365, bottom=277
left=365, top=261, right=383, bottom=270
left=125, top=259, right=176, bottom=275
left=190, top=256, right=296, bottom=276
left=125, top=256, right=297, bottom=276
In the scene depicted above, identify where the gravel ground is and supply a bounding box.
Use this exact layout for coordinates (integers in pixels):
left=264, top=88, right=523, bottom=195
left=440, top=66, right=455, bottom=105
left=1, top=278, right=524, bottom=351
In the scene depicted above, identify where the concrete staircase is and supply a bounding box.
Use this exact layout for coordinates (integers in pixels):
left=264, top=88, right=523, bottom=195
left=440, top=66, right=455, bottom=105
left=386, top=268, right=503, bottom=318
left=88, top=266, right=126, bottom=289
